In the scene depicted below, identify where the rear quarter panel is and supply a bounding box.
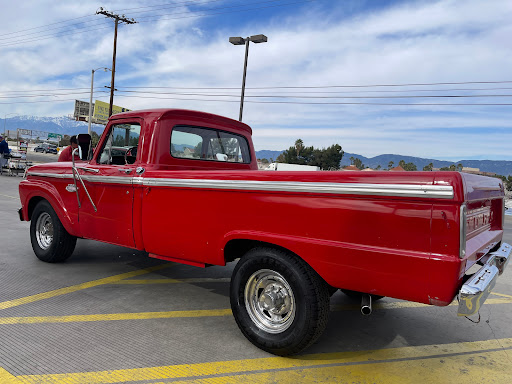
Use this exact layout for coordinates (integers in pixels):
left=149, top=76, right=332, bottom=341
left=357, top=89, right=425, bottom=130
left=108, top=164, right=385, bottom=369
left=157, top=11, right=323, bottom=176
left=140, top=171, right=463, bottom=304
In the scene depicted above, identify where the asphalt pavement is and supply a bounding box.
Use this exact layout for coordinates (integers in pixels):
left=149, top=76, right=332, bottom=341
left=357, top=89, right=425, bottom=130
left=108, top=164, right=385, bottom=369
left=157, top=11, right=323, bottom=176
left=0, top=173, right=511, bottom=383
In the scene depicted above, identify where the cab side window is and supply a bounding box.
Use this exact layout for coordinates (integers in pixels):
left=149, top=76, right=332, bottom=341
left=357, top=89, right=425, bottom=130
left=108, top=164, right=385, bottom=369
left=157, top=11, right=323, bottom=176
left=98, top=123, right=141, bottom=165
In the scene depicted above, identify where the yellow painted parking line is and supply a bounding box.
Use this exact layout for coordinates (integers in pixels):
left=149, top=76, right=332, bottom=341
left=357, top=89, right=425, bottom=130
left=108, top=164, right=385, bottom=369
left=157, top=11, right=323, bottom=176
left=1, top=297, right=511, bottom=325
left=0, top=193, right=18, bottom=200
left=332, top=296, right=512, bottom=311
left=14, top=338, right=512, bottom=384
left=0, top=264, right=172, bottom=311
left=116, top=277, right=231, bottom=284
left=491, top=292, right=512, bottom=299
left=0, top=368, right=20, bottom=383
left=153, top=350, right=512, bottom=384
left=0, top=309, right=233, bottom=325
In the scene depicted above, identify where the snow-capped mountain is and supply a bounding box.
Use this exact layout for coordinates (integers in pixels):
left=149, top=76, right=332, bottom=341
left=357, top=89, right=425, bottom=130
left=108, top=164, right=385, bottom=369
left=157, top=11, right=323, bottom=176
left=1, top=115, right=105, bottom=137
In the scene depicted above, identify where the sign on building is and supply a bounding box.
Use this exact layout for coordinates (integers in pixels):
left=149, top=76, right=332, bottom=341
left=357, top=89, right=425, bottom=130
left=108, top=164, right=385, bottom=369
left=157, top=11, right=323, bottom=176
left=73, top=99, right=131, bottom=125
left=73, top=100, right=91, bottom=121
left=93, top=100, right=131, bottom=124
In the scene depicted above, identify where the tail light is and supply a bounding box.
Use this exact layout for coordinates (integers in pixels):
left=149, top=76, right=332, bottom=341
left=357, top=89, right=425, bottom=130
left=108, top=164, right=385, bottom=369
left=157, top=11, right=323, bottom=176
left=460, top=204, right=467, bottom=259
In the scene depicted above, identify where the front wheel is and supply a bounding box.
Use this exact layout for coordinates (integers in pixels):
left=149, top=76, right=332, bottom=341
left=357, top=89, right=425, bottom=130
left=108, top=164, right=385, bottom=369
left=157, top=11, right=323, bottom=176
left=230, top=247, right=330, bottom=356
left=30, top=200, right=77, bottom=263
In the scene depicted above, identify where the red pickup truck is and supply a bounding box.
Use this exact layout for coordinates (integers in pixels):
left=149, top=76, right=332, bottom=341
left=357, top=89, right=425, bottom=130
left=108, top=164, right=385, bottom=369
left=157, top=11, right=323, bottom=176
left=18, top=109, right=510, bottom=355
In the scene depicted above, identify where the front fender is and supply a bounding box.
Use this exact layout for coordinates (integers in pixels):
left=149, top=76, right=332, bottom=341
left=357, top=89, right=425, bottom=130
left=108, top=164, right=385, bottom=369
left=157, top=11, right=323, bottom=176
left=19, top=179, right=80, bottom=237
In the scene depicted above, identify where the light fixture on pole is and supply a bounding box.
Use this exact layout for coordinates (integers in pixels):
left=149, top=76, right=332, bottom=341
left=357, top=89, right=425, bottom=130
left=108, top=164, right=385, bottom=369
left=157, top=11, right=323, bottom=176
left=229, top=34, right=267, bottom=122
left=88, top=67, right=111, bottom=135
left=3, top=113, right=19, bottom=137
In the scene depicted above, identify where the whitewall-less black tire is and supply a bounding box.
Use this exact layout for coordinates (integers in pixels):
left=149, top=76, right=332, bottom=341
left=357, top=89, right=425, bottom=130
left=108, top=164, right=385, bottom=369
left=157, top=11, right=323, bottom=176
left=230, top=247, right=330, bottom=356
left=30, top=200, right=77, bottom=263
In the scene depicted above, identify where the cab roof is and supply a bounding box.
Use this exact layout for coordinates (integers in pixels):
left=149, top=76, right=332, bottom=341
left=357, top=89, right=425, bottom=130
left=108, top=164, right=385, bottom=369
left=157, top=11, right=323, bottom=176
left=109, top=108, right=252, bottom=134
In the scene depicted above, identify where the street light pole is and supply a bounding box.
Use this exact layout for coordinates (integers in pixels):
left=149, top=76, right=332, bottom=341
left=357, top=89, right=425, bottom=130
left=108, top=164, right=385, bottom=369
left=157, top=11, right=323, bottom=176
left=88, top=67, right=110, bottom=135
left=239, top=38, right=250, bottom=122
left=229, top=34, right=268, bottom=122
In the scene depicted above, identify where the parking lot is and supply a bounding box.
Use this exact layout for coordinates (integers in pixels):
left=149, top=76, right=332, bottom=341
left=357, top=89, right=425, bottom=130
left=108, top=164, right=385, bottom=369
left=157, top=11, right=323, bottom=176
left=0, top=173, right=511, bottom=383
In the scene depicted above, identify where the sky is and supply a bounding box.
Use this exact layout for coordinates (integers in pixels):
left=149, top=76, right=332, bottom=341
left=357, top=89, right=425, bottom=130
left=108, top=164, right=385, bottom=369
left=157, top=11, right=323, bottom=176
left=0, top=0, right=511, bottom=160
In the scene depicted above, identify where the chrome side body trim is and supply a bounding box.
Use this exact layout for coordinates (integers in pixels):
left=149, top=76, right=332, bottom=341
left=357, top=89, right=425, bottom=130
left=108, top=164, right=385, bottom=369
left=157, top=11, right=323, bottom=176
left=142, top=178, right=454, bottom=199
left=80, top=175, right=133, bottom=185
left=28, top=172, right=133, bottom=185
left=29, top=172, right=73, bottom=179
left=27, top=172, right=454, bottom=198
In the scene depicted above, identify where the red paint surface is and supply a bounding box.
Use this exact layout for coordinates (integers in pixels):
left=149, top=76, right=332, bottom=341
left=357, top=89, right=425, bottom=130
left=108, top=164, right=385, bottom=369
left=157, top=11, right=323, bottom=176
left=19, top=109, right=505, bottom=306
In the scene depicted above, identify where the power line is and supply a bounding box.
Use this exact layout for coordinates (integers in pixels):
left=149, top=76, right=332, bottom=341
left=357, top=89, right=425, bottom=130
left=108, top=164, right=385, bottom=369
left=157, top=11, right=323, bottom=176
left=111, top=0, right=226, bottom=13
left=0, top=14, right=96, bottom=37
left=118, top=80, right=512, bottom=90
left=0, top=0, right=223, bottom=37
left=0, top=23, right=113, bottom=47
left=0, top=0, right=313, bottom=48
left=2, top=81, right=512, bottom=95
left=0, top=19, right=111, bottom=43
left=1, top=91, right=511, bottom=106
left=114, top=90, right=512, bottom=99
left=134, top=0, right=309, bottom=19
left=114, top=0, right=227, bottom=16
left=137, top=0, right=317, bottom=23
left=114, top=94, right=512, bottom=106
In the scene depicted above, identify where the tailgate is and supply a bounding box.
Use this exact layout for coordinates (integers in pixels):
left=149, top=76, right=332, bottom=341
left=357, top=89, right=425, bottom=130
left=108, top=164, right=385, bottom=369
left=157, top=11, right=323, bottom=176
left=460, top=172, right=505, bottom=271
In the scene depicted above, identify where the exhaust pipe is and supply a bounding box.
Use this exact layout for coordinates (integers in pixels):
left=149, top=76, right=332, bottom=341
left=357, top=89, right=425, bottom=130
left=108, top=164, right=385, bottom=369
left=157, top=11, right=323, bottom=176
left=361, top=294, right=372, bottom=315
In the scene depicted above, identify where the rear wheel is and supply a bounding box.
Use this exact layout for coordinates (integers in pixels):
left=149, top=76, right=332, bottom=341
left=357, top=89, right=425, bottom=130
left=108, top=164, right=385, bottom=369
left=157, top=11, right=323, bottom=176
left=30, top=200, right=77, bottom=263
left=230, top=247, right=330, bottom=356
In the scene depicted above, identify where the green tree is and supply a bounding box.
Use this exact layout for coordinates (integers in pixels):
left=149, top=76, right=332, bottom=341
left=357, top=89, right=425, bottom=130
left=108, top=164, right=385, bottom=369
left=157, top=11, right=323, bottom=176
left=58, top=135, right=70, bottom=147
left=423, top=162, right=434, bottom=171
left=350, top=156, right=365, bottom=170
left=276, top=139, right=343, bottom=170
left=91, top=131, right=100, bottom=147
left=388, top=161, right=394, bottom=170
left=399, top=159, right=417, bottom=171
left=311, top=144, right=344, bottom=170
left=457, top=163, right=463, bottom=171
left=376, top=165, right=382, bottom=170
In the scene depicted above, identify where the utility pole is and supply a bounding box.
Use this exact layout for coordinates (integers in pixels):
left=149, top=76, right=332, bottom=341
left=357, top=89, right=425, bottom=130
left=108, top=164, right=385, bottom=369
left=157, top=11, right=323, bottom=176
left=96, top=8, right=136, bottom=117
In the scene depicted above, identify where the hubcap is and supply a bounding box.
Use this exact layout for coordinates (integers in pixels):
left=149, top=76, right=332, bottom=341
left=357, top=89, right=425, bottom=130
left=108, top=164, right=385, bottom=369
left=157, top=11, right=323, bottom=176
left=35, top=212, right=54, bottom=250
left=244, top=269, right=295, bottom=334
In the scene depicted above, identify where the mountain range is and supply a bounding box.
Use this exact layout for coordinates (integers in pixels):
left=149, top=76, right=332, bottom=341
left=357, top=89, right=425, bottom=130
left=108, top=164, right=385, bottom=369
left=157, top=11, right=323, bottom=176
left=2, top=115, right=511, bottom=176
left=1, top=115, right=104, bottom=138
left=255, top=151, right=512, bottom=176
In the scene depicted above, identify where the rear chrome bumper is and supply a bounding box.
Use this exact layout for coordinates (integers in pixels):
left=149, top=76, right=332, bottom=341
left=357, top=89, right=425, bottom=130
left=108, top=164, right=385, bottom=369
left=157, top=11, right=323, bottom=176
left=457, top=242, right=511, bottom=316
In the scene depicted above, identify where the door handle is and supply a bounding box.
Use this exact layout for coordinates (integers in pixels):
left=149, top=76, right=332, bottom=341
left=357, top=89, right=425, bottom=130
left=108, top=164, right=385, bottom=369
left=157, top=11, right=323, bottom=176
left=119, top=169, right=133, bottom=174
left=77, top=167, right=99, bottom=173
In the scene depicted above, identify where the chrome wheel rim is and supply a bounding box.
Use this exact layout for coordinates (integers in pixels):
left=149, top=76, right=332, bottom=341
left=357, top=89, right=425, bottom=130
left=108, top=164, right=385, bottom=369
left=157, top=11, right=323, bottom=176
left=35, top=212, right=53, bottom=250
left=244, top=269, right=296, bottom=334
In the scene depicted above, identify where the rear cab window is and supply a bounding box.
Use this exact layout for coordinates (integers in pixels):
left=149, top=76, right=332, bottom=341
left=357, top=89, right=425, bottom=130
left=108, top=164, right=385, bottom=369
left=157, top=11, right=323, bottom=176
left=170, top=125, right=251, bottom=164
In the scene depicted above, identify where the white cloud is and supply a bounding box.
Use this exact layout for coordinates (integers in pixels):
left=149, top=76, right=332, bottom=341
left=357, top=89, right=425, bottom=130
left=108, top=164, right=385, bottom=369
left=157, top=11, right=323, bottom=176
left=0, top=0, right=511, bottom=160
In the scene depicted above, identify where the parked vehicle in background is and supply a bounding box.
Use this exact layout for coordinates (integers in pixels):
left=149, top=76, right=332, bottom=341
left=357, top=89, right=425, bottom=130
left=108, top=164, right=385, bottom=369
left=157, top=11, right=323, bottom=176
left=265, top=162, right=320, bottom=171
left=18, top=108, right=510, bottom=356
left=34, top=143, right=57, bottom=154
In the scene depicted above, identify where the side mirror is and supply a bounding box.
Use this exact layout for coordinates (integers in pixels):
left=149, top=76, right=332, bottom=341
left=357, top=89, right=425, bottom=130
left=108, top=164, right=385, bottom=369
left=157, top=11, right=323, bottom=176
left=77, top=134, right=92, bottom=160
